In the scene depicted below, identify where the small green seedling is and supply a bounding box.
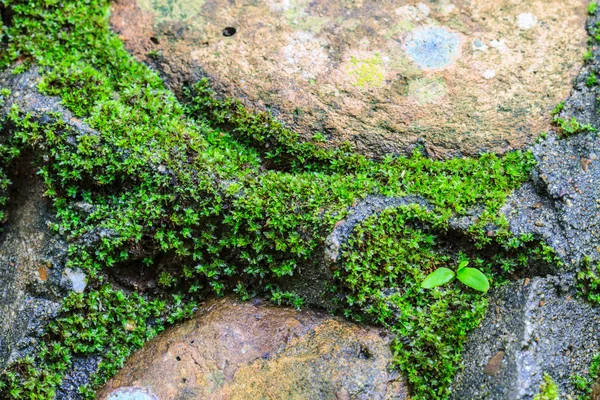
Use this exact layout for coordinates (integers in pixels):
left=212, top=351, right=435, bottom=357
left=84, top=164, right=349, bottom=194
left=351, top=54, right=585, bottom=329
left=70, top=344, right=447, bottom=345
left=422, top=261, right=490, bottom=292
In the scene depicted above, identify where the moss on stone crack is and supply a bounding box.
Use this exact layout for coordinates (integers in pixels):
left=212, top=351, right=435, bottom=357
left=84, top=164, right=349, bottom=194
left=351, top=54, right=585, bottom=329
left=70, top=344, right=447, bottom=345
left=0, top=0, right=562, bottom=399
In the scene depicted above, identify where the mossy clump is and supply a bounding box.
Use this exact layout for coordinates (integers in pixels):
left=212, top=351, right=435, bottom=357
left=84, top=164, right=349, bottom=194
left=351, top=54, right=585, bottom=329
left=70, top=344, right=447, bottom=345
left=534, top=373, right=559, bottom=400
left=0, top=0, right=563, bottom=399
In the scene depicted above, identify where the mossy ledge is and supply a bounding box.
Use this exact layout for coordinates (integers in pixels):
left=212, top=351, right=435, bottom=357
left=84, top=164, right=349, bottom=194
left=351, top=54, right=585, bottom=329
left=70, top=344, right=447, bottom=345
left=0, top=1, right=562, bottom=399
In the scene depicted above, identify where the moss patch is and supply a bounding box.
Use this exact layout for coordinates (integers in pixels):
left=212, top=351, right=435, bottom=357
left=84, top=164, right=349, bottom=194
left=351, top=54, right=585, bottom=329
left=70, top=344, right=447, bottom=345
left=0, top=0, right=563, bottom=399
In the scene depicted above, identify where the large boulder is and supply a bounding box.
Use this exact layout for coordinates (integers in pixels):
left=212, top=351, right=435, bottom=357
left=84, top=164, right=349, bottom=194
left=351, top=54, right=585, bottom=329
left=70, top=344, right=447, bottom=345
left=111, top=0, right=587, bottom=158
left=97, top=297, right=409, bottom=400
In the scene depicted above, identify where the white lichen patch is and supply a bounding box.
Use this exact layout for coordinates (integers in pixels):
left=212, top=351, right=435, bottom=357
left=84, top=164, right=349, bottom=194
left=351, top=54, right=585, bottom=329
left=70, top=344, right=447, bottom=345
left=490, top=39, right=508, bottom=53
left=483, top=69, right=496, bottom=79
left=517, top=13, right=538, bottom=30
left=280, top=31, right=329, bottom=80
left=63, top=268, right=87, bottom=293
left=472, top=38, right=488, bottom=52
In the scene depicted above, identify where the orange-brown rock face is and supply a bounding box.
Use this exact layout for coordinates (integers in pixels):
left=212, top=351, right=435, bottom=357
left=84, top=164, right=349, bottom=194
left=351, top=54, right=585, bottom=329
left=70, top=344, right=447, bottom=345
left=97, top=297, right=408, bottom=400
left=111, top=0, right=588, bottom=158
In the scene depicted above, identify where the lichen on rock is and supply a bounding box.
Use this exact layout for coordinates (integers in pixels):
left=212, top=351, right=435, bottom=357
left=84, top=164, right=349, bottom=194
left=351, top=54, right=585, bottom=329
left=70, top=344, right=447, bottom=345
left=111, top=0, right=588, bottom=158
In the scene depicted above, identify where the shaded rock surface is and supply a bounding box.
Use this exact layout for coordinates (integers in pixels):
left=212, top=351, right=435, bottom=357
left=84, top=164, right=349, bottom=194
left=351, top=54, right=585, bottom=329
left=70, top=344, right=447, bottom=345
left=97, top=297, right=409, bottom=400
left=110, top=0, right=587, bottom=159
left=452, top=274, right=600, bottom=399
left=0, top=69, right=91, bottom=375
left=0, top=154, right=66, bottom=370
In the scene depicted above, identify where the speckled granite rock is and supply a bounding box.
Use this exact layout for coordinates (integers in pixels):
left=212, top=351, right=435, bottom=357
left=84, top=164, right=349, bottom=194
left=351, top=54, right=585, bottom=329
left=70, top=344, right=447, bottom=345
left=452, top=274, right=600, bottom=400
left=97, top=297, right=409, bottom=400
left=110, top=0, right=587, bottom=158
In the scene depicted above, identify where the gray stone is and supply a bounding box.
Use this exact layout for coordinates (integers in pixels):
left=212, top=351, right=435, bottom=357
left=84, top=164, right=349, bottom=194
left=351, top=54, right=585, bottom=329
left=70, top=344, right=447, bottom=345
left=452, top=274, right=600, bottom=399
left=0, top=153, right=67, bottom=370
left=502, top=12, right=600, bottom=266
left=0, top=68, right=99, bottom=386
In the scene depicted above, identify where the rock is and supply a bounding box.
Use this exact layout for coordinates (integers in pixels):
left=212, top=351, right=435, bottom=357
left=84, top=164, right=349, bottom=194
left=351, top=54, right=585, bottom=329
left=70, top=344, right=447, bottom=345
left=0, top=154, right=68, bottom=370
left=451, top=274, right=600, bottom=399
left=97, top=297, right=408, bottom=400
left=502, top=129, right=600, bottom=266
left=0, top=68, right=97, bottom=387
left=502, top=9, right=600, bottom=267
left=111, top=0, right=587, bottom=158
left=324, top=195, right=431, bottom=266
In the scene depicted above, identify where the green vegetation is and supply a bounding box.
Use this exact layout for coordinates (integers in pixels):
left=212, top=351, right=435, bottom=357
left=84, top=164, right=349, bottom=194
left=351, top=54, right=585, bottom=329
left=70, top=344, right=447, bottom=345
left=587, top=71, right=597, bottom=87
left=574, top=353, right=600, bottom=399
left=534, top=373, right=559, bottom=400
left=553, top=116, right=597, bottom=137
left=589, top=2, right=598, bottom=16
left=0, top=0, right=563, bottom=399
left=552, top=101, right=565, bottom=116
left=422, top=260, right=489, bottom=292
left=572, top=258, right=600, bottom=398
left=0, top=287, right=166, bottom=399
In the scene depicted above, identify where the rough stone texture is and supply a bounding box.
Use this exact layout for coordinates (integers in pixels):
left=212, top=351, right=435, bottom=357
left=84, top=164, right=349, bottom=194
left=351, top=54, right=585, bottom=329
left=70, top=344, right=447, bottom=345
left=324, top=195, right=431, bottom=266
left=0, top=154, right=65, bottom=370
left=0, top=68, right=93, bottom=378
left=110, top=0, right=588, bottom=159
left=502, top=11, right=600, bottom=267
left=503, top=131, right=600, bottom=266
left=97, top=297, right=409, bottom=400
left=452, top=274, right=600, bottom=400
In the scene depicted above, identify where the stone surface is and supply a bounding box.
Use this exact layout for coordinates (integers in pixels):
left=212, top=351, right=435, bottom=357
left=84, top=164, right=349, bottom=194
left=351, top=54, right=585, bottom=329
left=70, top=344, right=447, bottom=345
left=0, top=152, right=68, bottom=370
left=0, top=68, right=98, bottom=392
left=97, top=297, right=408, bottom=400
left=502, top=10, right=600, bottom=267
left=452, top=274, right=600, bottom=399
left=111, top=0, right=587, bottom=158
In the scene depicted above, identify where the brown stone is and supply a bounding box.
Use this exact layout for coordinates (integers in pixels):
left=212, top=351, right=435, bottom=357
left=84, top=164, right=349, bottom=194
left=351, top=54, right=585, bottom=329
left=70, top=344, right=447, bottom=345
left=111, top=0, right=587, bottom=158
left=483, top=350, right=505, bottom=376
left=97, top=297, right=408, bottom=400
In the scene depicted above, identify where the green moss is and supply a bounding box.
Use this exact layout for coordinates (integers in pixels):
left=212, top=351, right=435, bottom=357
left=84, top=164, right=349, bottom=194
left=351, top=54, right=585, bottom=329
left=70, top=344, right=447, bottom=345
left=534, top=373, right=559, bottom=400
left=590, top=2, right=598, bottom=16
left=572, top=259, right=600, bottom=398
left=552, top=101, right=565, bottom=116
left=553, top=116, right=596, bottom=137
left=0, top=286, right=166, bottom=399
left=0, top=0, right=562, bottom=399
left=587, top=71, right=597, bottom=87
left=335, top=205, right=559, bottom=399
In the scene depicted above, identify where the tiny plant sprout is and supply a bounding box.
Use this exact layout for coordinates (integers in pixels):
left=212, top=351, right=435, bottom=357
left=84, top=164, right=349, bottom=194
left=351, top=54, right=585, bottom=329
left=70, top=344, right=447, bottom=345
left=421, top=260, right=490, bottom=292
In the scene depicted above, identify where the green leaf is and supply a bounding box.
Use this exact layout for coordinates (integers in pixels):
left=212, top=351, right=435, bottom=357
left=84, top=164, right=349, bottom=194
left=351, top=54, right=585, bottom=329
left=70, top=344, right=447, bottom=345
left=457, top=260, right=469, bottom=271
left=457, top=268, right=489, bottom=292
left=421, top=268, right=455, bottom=289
